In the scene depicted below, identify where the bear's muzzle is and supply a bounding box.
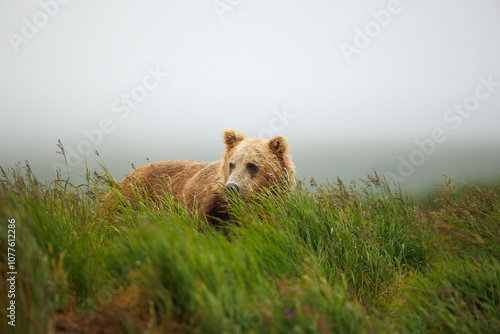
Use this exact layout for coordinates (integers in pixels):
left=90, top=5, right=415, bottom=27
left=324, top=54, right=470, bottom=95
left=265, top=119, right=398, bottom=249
left=224, top=183, right=240, bottom=194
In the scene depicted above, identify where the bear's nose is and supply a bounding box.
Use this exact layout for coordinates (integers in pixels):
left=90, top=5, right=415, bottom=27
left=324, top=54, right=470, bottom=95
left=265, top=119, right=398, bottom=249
left=225, top=183, right=240, bottom=194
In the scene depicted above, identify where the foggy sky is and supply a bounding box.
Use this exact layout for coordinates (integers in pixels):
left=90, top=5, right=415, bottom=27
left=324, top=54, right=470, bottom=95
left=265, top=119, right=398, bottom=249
left=1, top=0, right=499, bottom=190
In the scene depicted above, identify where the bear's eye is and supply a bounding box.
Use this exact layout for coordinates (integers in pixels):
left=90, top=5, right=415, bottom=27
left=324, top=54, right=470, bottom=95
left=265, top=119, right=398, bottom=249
left=229, top=162, right=235, bottom=173
left=246, top=162, right=259, bottom=173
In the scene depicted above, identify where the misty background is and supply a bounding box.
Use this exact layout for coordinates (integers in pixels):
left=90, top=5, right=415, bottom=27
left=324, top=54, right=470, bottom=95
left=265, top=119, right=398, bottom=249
left=1, top=0, right=499, bottom=194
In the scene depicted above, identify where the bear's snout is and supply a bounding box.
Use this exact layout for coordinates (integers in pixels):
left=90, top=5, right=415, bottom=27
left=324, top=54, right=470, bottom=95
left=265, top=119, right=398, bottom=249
left=225, top=183, right=240, bottom=194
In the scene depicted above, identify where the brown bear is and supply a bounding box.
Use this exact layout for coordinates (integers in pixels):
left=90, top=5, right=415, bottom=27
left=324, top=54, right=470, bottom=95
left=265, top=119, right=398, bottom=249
left=98, top=128, right=295, bottom=223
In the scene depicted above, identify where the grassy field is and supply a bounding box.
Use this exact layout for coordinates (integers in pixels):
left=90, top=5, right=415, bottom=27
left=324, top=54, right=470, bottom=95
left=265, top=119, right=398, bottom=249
left=1, top=158, right=499, bottom=333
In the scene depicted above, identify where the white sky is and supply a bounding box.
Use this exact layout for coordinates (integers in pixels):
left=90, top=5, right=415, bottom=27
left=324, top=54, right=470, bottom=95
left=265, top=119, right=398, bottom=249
left=1, top=0, right=499, bottom=189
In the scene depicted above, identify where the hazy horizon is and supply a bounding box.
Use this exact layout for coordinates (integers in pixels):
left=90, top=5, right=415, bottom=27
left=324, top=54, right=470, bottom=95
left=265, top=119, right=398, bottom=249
left=1, top=0, right=499, bottom=193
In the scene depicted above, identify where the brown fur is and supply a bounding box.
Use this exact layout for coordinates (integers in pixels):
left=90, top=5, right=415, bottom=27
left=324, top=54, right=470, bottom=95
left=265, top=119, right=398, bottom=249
left=98, top=129, right=295, bottom=223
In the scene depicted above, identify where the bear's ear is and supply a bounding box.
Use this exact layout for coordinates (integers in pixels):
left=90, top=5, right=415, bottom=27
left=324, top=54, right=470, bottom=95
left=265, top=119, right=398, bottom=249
left=223, top=128, right=245, bottom=150
left=268, top=135, right=289, bottom=155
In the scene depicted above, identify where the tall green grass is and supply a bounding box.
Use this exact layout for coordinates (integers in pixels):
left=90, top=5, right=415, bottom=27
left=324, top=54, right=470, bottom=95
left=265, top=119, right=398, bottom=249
left=1, top=159, right=499, bottom=333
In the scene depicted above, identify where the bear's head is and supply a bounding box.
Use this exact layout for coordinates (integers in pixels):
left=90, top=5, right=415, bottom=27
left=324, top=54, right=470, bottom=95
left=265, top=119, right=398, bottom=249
left=221, top=128, right=295, bottom=199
